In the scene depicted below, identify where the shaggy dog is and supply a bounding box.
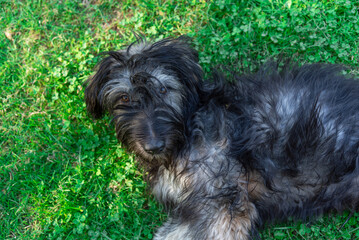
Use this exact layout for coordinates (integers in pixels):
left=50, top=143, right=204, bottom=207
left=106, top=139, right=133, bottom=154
left=85, top=36, right=359, bottom=240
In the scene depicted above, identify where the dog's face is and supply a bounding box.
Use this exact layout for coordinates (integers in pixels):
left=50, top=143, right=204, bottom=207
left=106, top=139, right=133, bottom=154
left=85, top=37, right=202, bottom=162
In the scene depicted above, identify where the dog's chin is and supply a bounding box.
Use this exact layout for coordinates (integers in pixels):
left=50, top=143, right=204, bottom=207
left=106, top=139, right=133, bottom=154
left=135, top=148, right=172, bottom=165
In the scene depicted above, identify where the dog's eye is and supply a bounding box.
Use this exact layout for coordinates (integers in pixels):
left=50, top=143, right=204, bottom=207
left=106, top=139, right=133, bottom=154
left=159, top=86, right=167, bottom=94
left=120, top=94, right=130, bottom=103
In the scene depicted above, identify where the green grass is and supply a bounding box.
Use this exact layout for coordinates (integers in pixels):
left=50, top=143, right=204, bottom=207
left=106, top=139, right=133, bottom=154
left=1, top=0, right=358, bottom=239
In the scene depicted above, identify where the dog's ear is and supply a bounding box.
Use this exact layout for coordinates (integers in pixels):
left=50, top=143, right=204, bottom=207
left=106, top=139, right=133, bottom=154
left=150, top=36, right=202, bottom=85
left=85, top=51, right=126, bottom=119
left=175, top=36, right=202, bottom=83
left=147, top=36, right=203, bottom=110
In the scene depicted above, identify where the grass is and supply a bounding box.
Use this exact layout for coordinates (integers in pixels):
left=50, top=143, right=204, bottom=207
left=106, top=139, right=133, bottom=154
left=1, top=0, right=358, bottom=239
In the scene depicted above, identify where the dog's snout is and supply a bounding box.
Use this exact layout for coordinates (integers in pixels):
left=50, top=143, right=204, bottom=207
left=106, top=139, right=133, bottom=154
left=144, top=139, right=165, bottom=155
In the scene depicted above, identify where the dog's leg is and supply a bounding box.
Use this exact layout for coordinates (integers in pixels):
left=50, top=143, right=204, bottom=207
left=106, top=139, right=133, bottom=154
left=154, top=192, right=258, bottom=240
left=202, top=200, right=258, bottom=240
left=154, top=218, right=192, bottom=240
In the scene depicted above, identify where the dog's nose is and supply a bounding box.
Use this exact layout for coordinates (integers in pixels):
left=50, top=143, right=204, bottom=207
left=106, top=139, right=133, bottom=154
left=144, top=139, right=165, bottom=155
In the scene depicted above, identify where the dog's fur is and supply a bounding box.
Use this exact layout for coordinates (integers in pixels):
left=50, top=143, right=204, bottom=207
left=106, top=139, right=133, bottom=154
left=85, top=36, right=359, bottom=239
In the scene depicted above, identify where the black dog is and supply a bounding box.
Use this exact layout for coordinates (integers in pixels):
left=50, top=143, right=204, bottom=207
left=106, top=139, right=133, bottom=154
left=85, top=36, right=359, bottom=239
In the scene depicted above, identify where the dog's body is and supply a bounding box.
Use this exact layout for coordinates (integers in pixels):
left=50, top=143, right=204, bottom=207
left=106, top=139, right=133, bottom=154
left=85, top=37, right=359, bottom=239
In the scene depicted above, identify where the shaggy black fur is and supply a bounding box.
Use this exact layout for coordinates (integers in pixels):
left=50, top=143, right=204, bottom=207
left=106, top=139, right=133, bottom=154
left=85, top=36, right=359, bottom=240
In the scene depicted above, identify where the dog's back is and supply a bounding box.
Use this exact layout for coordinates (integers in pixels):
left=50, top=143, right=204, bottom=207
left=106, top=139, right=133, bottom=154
left=230, top=63, right=359, bottom=221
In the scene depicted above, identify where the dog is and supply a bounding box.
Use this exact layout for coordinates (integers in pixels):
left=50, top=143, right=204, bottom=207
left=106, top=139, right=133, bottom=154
left=85, top=36, right=359, bottom=240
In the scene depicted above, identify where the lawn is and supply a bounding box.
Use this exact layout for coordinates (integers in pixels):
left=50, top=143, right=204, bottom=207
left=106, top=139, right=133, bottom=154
left=1, top=0, right=359, bottom=239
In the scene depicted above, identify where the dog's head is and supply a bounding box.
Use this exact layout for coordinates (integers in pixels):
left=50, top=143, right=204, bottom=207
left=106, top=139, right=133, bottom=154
left=85, top=36, right=202, bottom=162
